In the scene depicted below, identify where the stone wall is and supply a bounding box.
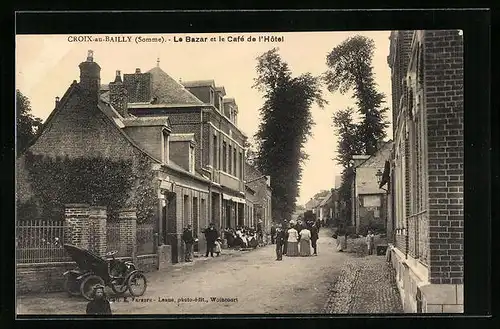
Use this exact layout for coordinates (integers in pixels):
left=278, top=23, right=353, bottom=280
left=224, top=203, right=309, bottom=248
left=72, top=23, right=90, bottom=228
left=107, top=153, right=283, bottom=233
left=391, top=247, right=463, bottom=313
left=16, top=262, right=77, bottom=295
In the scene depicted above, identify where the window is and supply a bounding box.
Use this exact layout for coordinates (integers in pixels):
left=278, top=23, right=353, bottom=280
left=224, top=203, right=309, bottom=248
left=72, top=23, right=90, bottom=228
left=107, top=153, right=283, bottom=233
left=239, top=151, right=243, bottom=179
left=190, top=145, right=195, bottom=173
left=192, top=197, right=198, bottom=237
left=233, top=148, right=237, bottom=177
left=213, top=135, right=218, bottom=169
left=183, top=195, right=190, bottom=227
left=210, top=89, right=215, bottom=104
left=162, top=130, right=169, bottom=165
left=222, top=141, right=227, bottom=172
left=228, top=145, right=232, bottom=174
left=200, top=199, right=206, bottom=224
left=219, top=97, right=223, bottom=111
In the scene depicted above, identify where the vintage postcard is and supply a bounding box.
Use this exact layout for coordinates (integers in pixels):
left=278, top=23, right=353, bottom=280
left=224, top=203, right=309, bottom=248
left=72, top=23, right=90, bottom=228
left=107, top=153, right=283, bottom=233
left=15, top=29, right=464, bottom=315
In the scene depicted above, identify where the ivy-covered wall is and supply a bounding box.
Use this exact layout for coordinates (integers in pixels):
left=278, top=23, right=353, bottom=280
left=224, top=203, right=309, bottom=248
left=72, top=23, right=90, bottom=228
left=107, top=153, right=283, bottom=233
left=16, top=151, right=158, bottom=224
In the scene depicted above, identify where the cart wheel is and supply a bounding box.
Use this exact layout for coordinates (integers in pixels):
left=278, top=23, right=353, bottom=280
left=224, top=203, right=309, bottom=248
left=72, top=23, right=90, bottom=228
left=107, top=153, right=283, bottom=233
left=111, top=278, right=128, bottom=295
left=127, top=272, right=147, bottom=297
left=64, top=274, right=81, bottom=297
left=80, top=275, right=105, bottom=301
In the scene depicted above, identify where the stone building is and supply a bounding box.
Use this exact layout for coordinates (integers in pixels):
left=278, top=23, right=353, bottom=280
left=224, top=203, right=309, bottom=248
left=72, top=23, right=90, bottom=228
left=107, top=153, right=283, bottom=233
left=16, top=51, right=211, bottom=265
left=316, top=189, right=337, bottom=225
left=108, top=66, right=248, bottom=239
left=350, top=141, right=392, bottom=234
left=387, top=30, right=464, bottom=313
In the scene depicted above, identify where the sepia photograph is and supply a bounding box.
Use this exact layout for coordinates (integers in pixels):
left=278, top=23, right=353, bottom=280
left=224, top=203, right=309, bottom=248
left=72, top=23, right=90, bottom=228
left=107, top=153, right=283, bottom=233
left=15, top=28, right=464, bottom=315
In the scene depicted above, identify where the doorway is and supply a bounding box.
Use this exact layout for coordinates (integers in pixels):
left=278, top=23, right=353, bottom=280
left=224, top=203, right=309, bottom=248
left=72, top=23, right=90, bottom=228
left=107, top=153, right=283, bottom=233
left=165, top=192, right=178, bottom=264
left=226, top=204, right=231, bottom=229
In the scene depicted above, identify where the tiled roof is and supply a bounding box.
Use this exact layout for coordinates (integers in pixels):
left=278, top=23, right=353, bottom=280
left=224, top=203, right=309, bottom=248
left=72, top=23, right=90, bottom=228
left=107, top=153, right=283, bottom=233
left=181, top=80, right=215, bottom=88
left=359, top=141, right=393, bottom=168
left=319, top=191, right=333, bottom=207
left=244, top=162, right=263, bottom=181
left=146, top=67, right=204, bottom=105
left=165, top=162, right=210, bottom=182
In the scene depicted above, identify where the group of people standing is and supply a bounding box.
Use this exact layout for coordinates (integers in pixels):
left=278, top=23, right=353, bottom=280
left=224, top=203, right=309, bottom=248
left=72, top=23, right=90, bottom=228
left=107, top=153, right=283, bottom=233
left=272, top=220, right=319, bottom=261
left=182, top=222, right=221, bottom=261
left=182, top=221, right=266, bottom=261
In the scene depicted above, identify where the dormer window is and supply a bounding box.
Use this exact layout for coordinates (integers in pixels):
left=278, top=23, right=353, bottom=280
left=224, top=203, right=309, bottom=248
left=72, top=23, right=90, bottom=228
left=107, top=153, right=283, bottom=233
left=210, top=89, right=215, bottom=105
left=189, top=144, right=195, bottom=173
left=162, top=129, right=170, bottom=165
left=219, top=96, right=223, bottom=111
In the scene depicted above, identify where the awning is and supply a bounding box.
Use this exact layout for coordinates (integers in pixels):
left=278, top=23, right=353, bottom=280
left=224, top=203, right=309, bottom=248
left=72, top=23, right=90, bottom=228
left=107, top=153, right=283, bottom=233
left=222, top=193, right=246, bottom=204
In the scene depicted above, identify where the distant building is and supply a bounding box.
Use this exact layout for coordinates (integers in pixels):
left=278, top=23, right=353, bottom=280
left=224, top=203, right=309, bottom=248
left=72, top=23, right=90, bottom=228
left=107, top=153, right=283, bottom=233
left=316, top=189, right=337, bottom=224
left=304, top=196, right=322, bottom=214
left=351, top=141, right=392, bottom=234
left=387, top=30, right=464, bottom=313
left=244, top=162, right=272, bottom=234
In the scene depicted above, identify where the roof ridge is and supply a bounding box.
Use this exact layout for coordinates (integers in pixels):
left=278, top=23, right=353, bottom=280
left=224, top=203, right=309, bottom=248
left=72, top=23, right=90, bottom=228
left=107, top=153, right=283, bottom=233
left=146, top=66, right=204, bottom=105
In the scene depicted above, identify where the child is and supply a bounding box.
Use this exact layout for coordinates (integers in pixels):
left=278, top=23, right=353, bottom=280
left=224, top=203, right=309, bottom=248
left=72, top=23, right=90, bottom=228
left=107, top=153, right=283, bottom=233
left=214, top=238, right=222, bottom=256
left=86, top=284, right=112, bottom=315
left=366, top=230, right=375, bottom=255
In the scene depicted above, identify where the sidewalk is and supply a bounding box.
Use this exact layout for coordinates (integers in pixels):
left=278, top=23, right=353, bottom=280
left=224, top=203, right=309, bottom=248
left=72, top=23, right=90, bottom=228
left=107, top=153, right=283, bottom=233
left=322, top=254, right=403, bottom=314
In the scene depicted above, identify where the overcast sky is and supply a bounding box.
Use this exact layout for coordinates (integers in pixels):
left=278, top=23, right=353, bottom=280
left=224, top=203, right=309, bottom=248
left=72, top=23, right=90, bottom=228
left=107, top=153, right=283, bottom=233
left=16, top=31, right=392, bottom=205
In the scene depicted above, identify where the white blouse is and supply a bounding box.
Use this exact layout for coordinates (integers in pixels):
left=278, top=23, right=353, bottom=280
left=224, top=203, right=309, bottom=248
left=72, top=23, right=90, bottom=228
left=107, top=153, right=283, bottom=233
left=300, top=229, right=311, bottom=241
left=287, top=228, right=299, bottom=242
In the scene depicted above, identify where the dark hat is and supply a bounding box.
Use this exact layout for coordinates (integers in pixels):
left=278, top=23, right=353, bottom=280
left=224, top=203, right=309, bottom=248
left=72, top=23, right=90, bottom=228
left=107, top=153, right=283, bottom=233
left=93, top=284, right=105, bottom=291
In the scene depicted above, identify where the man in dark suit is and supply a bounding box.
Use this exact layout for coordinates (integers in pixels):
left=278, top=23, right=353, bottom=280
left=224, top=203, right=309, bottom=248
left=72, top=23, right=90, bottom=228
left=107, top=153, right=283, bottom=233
left=203, top=223, right=218, bottom=257
left=310, top=222, right=319, bottom=255
left=270, top=224, right=276, bottom=244
left=275, top=224, right=286, bottom=261
left=182, top=225, right=195, bottom=262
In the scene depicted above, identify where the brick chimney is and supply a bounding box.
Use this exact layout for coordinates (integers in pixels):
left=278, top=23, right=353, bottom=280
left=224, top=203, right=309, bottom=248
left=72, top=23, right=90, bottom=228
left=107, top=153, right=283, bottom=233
left=78, top=50, right=101, bottom=105
left=109, top=70, right=129, bottom=117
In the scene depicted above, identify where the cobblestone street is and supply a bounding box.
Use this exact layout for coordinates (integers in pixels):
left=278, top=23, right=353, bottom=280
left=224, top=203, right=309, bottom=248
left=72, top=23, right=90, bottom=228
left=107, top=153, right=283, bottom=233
left=322, top=256, right=403, bottom=313
left=17, top=229, right=402, bottom=315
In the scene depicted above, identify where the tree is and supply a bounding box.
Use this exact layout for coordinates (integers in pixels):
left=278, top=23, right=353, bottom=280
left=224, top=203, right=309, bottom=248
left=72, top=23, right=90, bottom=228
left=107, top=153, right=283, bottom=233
left=332, top=108, right=364, bottom=225
left=17, top=90, right=42, bottom=155
left=253, top=48, right=326, bottom=221
left=324, top=35, right=389, bottom=156
left=332, top=108, right=364, bottom=169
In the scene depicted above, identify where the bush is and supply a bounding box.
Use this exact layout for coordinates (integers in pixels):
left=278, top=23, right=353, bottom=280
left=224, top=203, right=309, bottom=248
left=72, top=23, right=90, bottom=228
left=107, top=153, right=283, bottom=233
left=21, top=151, right=157, bottom=223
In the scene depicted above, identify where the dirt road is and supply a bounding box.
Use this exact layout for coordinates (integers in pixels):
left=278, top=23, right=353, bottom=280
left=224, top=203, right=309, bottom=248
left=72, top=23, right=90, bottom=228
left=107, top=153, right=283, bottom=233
left=17, top=228, right=350, bottom=315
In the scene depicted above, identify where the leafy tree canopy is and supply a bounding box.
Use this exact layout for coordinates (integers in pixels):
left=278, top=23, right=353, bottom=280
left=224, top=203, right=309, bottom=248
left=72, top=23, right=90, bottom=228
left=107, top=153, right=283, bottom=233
left=324, top=36, right=389, bottom=156
left=17, top=90, right=43, bottom=155
left=253, top=48, right=326, bottom=220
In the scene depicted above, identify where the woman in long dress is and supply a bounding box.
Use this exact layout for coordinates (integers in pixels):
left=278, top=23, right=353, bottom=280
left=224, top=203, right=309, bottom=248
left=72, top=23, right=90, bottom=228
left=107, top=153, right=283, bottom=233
left=299, top=227, right=312, bottom=256
left=286, top=225, right=299, bottom=257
